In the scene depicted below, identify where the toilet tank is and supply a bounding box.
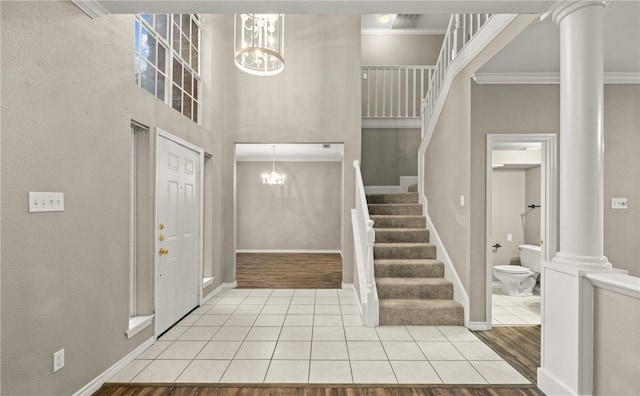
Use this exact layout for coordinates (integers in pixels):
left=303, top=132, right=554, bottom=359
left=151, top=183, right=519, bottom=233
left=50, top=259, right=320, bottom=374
left=519, top=244, right=541, bottom=272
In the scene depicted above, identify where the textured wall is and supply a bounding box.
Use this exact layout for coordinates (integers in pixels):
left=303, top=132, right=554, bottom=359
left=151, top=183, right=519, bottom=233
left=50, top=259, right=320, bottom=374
left=236, top=162, right=342, bottom=250
left=1, top=3, right=222, bottom=394
left=207, top=14, right=361, bottom=283
left=424, top=14, right=538, bottom=323
left=593, top=288, right=640, bottom=395
left=603, top=85, right=640, bottom=276
left=361, top=34, right=443, bottom=66
left=361, top=128, right=420, bottom=186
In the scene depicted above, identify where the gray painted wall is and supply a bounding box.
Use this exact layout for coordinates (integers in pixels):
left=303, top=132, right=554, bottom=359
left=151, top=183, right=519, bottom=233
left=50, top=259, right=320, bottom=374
left=361, top=128, right=420, bottom=186
left=1, top=3, right=225, bottom=395
left=491, top=170, right=525, bottom=269
left=425, top=14, right=553, bottom=323
left=524, top=166, right=541, bottom=246
left=207, top=14, right=361, bottom=284
left=236, top=161, right=342, bottom=250
left=1, top=5, right=360, bottom=395
left=593, top=288, right=640, bottom=395
left=361, top=34, right=443, bottom=65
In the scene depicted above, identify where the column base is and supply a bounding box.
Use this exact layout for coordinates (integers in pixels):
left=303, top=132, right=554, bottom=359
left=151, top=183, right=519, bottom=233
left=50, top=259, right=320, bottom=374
left=552, top=252, right=612, bottom=271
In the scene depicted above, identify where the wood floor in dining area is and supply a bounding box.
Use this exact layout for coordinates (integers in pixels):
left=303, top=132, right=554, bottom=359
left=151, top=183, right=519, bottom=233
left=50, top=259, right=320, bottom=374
left=236, top=253, right=342, bottom=289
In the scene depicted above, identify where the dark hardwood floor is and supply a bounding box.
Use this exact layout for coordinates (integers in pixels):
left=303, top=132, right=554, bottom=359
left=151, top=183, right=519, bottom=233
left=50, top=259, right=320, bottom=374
left=94, top=327, right=543, bottom=396
left=236, top=253, right=342, bottom=289
left=93, top=383, right=540, bottom=395
left=473, top=325, right=541, bottom=384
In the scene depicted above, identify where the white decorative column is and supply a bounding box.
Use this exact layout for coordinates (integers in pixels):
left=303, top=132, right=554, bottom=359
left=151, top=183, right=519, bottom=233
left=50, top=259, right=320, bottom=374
left=538, top=2, right=613, bottom=395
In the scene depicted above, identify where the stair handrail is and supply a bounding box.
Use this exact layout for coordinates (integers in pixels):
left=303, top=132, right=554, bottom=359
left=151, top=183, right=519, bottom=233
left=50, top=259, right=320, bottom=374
left=352, top=160, right=378, bottom=327
left=423, top=13, right=493, bottom=133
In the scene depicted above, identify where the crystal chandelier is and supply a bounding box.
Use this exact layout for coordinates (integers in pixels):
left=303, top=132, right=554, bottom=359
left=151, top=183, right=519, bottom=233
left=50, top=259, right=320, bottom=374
left=262, top=145, right=285, bottom=185
left=234, top=14, right=285, bottom=76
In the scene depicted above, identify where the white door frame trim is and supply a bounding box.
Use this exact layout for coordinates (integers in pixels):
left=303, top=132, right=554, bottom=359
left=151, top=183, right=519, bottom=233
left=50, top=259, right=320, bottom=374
left=485, top=133, right=557, bottom=329
left=154, top=127, right=205, bottom=337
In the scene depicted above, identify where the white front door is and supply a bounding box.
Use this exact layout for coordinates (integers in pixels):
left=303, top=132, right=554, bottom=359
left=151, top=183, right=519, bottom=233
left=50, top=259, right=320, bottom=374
left=156, top=132, right=201, bottom=335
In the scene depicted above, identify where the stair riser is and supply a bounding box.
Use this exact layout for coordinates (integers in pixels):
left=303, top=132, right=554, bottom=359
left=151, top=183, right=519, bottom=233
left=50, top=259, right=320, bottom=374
left=375, top=263, right=444, bottom=278
left=371, top=216, right=426, bottom=229
left=368, top=204, right=422, bottom=216
left=377, top=283, right=453, bottom=300
left=374, top=245, right=436, bottom=260
left=379, top=305, right=463, bottom=326
left=366, top=193, right=419, bottom=204
left=375, top=229, right=430, bottom=243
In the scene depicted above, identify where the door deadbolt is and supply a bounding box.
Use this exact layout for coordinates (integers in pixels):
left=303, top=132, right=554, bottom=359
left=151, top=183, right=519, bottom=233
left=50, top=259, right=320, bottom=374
left=159, top=248, right=169, bottom=255
left=159, top=223, right=165, bottom=230
left=159, top=235, right=165, bottom=241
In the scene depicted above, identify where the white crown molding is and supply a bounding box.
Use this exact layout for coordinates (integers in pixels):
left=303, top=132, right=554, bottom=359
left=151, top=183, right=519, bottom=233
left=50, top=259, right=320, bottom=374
left=361, top=28, right=447, bottom=36
left=70, top=0, right=110, bottom=18
left=472, top=72, right=640, bottom=85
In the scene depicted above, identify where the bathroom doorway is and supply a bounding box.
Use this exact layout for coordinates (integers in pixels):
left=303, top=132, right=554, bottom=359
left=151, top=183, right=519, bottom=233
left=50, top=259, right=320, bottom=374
left=485, top=134, right=557, bottom=329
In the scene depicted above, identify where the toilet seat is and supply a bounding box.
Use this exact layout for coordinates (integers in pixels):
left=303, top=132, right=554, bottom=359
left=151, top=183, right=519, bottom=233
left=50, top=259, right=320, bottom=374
left=494, top=265, right=530, bottom=274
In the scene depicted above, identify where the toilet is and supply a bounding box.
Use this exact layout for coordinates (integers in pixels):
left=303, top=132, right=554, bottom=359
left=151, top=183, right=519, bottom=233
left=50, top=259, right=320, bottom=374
left=493, top=244, right=541, bottom=296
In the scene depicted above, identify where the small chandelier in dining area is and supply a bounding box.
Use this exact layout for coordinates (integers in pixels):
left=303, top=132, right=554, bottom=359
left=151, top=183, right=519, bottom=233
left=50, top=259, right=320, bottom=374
left=262, top=145, right=285, bottom=185
left=234, top=14, right=285, bottom=76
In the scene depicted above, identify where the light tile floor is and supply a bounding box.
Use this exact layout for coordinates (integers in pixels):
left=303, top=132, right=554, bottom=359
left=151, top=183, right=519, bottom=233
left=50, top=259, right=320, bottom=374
left=111, top=287, right=530, bottom=384
left=491, top=284, right=541, bottom=325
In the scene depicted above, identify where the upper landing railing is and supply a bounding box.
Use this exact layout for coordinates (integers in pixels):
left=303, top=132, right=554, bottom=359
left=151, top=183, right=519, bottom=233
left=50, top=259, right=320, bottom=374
left=362, top=65, right=435, bottom=119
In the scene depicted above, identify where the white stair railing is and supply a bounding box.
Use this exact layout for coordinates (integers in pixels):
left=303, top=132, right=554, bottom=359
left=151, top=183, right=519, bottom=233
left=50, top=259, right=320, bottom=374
left=423, top=13, right=493, bottom=131
left=352, top=160, right=378, bottom=327
left=362, top=65, right=436, bottom=119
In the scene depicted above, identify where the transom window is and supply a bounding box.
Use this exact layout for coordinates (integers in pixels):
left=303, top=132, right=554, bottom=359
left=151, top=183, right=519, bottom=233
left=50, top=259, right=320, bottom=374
left=134, top=14, right=201, bottom=123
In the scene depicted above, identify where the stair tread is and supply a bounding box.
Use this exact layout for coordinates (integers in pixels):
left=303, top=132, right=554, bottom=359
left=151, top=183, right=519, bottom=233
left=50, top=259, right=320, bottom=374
left=367, top=192, right=418, bottom=197
left=376, top=277, right=451, bottom=285
left=374, top=228, right=428, bottom=232
left=375, top=242, right=434, bottom=247
left=368, top=203, right=422, bottom=206
left=371, top=215, right=425, bottom=218
left=375, top=259, right=441, bottom=264
left=379, top=298, right=462, bottom=307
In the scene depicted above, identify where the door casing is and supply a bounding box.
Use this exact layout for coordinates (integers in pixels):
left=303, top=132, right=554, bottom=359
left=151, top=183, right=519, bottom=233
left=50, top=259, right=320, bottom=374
left=485, top=133, right=557, bottom=330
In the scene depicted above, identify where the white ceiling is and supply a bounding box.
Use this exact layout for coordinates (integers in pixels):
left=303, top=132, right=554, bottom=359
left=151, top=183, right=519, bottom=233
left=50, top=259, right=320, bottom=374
left=91, top=1, right=555, bottom=15
left=478, top=0, right=640, bottom=75
left=236, top=143, right=344, bottom=162
left=361, top=14, right=451, bottom=34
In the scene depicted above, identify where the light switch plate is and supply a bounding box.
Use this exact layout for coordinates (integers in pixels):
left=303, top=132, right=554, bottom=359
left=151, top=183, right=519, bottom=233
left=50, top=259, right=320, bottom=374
left=29, top=192, right=64, bottom=212
left=611, top=197, right=628, bottom=209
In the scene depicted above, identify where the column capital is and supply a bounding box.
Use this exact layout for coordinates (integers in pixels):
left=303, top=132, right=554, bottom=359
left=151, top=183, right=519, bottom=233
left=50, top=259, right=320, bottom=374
left=552, top=0, right=607, bottom=25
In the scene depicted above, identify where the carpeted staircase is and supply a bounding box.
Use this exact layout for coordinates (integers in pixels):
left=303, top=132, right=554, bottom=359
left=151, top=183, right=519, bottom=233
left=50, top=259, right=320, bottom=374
left=367, top=187, right=464, bottom=325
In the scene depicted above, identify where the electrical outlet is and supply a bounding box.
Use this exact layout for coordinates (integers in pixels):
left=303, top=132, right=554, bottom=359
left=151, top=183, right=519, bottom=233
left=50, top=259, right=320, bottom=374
left=53, top=349, right=64, bottom=372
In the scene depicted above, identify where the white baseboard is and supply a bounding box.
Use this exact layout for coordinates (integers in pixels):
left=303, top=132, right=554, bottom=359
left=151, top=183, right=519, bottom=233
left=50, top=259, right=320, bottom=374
left=341, top=282, right=354, bottom=290
left=73, top=336, right=154, bottom=396
left=424, top=197, right=470, bottom=328
left=236, top=249, right=341, bottom=254
left=468, top=321, right=492, bottom=331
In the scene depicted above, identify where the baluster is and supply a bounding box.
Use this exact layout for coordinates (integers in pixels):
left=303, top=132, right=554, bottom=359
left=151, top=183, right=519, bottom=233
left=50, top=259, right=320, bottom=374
left=374, top=69, right=378, bottom=117
left=366, top=69, right=371, bottom=118
left=396, top=68, right=402, bottom=117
